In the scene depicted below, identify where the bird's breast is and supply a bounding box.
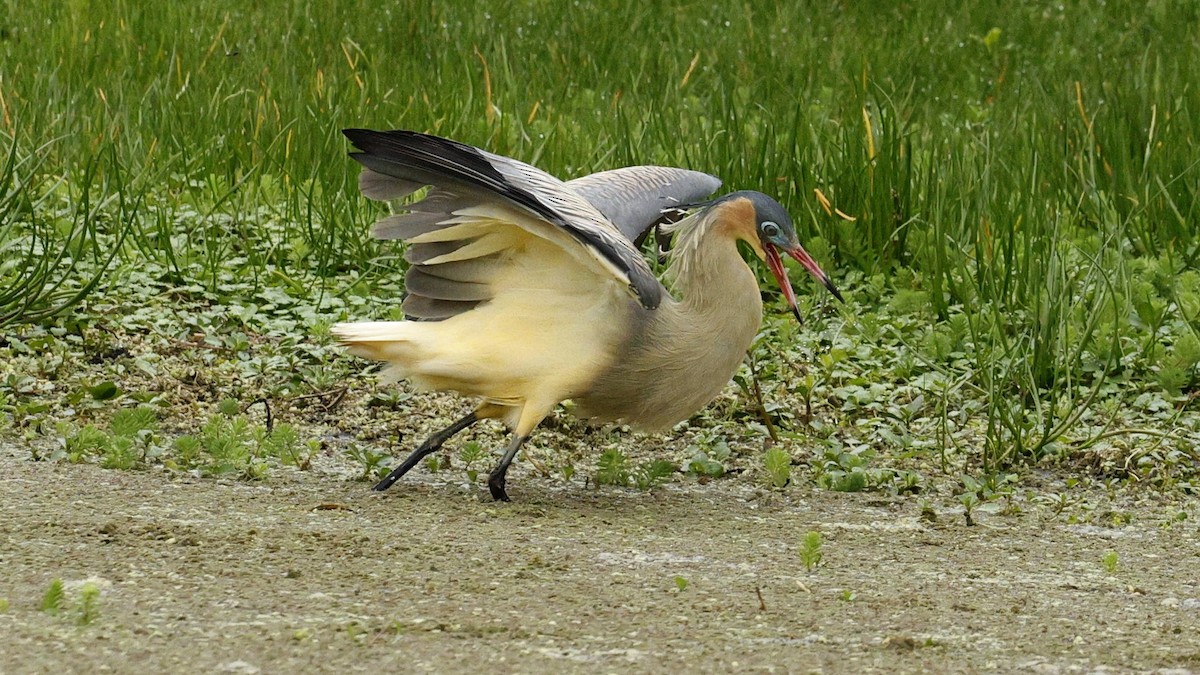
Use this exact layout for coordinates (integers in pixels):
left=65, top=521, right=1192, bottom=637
left=573, top=294, right=762, bottom=431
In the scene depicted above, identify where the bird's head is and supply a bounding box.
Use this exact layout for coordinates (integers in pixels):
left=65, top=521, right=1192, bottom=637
left=713, top=191, right=843, bottom=321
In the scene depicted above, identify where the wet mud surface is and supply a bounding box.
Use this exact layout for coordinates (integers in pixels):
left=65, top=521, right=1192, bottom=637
left=2, top=449, right=1198, bottom=674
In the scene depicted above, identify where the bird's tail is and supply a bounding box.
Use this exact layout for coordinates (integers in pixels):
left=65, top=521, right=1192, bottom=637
left=330, top=321, right=419, bottom=365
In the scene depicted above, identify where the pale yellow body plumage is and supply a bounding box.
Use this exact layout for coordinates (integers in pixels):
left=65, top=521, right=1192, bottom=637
left=334, top=208, right=632, bottom=435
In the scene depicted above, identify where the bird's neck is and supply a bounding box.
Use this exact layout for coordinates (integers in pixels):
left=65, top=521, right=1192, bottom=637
left=665, top=215, right=764, bottom=322
left=570, top=213, right=765, bottom=432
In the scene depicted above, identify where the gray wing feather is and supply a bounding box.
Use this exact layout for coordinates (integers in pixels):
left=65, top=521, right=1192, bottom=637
left=408, top=256, right=502, bottom=283
left=566, top=167, right=722, bottom=243
left=403, top=240, right=469, bottom=265
left=359, top=169, right=423, bottom=200
left=404, top=268, right=492, bottom=301
left=371, top=211, right=449, bottom=240
left=401, top=295, right=481, bottom=321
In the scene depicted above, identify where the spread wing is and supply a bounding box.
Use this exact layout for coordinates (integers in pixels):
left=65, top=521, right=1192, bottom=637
left=344, top=129, right=662, bottom=320
left=566, top=166, right=721, bottom=244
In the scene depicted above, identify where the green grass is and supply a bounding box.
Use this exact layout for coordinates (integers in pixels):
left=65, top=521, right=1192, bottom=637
left=2, top=0, right=1199, bottom=489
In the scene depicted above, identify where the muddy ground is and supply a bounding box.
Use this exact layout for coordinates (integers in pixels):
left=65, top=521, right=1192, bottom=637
left=1, top=447, right=1198, bottom=674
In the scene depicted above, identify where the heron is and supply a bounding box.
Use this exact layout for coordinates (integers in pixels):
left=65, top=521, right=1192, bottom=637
left=332, top=129, right=842, bottom=501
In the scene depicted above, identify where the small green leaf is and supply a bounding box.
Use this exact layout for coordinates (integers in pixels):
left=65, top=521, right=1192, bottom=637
left=89, top=381, right=119, bottom=401
left=764, top=448, right=792, bottom=488
left=833, top=470, right=867, bottom=492
left=217, top=398, right=241, bottom=417
left=110, top=406, right=158, bottom=438
left=77, top=582, right=101, bottom=625
left=982, top=27, right=1002, bottom=50
left=596, top=448, right=630, bottom=486
left=687, top=450, right=725, bottom=477
left=458, top=441, right=487, bottom=468
left=40, top=579, right=64, bottom=614
left=633, top=459, right=676, bottom=490
left=800, top=531, right=823, bottom=572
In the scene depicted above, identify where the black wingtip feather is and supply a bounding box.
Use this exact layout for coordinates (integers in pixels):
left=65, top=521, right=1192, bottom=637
left=342, top=128, right=565, bottom=228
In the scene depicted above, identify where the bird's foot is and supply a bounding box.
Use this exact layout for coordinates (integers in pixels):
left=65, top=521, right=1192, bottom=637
left=487, top=474, right=510, bottom=502
left=372, top=467, right=407, bottom=491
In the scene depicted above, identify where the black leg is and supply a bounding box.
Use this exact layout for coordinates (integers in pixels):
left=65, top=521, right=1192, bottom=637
left=372, top=412, right=479, bottom=491
left=486, top=434, right=528, bottom=502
